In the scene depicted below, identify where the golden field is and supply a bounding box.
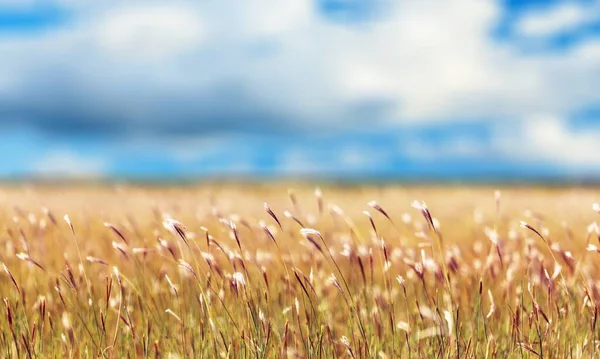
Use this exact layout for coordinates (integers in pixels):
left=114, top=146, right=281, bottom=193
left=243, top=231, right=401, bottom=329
left=0, top=184, right=599, bottom=358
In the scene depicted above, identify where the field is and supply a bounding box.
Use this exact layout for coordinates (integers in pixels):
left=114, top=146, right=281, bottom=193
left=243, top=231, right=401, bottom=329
left=1, top=184, right=600, bottom=358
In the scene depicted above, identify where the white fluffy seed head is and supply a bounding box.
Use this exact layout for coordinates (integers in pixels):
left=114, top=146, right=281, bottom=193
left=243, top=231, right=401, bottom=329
left=411, top=200, right=427, bottom=211
left=588, top=222, right=599, bottom=234
left=300, top=228, right=321, bottom=238
left=232, top=272, right=246, bottom=287
left=315, top=187, right=322, bottom=197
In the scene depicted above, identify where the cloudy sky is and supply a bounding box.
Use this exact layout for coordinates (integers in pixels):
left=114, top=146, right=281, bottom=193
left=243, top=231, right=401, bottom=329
left=0, top=0, right=599, bottom=181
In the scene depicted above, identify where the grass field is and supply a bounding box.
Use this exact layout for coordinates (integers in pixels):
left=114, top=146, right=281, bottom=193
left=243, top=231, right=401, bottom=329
left=0, top=184, right=599, bottom=358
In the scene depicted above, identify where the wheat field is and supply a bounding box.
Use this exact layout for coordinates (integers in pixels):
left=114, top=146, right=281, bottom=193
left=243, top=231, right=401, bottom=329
left=0, top=184, right=599, bottom=358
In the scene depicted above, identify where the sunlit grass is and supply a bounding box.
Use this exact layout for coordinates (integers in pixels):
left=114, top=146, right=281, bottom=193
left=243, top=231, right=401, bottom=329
left=0, top=184, right=599, bottom=358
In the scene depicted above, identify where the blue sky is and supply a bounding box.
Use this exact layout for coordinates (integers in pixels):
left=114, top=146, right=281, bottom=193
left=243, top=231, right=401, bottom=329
left=1, top=0, right=600, bottom=181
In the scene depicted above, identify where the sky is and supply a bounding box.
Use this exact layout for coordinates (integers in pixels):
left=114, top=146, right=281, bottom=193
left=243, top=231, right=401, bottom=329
left=0, top=0, right=600, bottom=181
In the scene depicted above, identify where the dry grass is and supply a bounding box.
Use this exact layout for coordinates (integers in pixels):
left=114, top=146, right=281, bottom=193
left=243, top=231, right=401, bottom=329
left=0, top=184, right=599, bottom=358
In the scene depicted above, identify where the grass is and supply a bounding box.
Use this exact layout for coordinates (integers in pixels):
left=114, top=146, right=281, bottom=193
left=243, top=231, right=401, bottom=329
left=0, top=184, right=599, bottom=358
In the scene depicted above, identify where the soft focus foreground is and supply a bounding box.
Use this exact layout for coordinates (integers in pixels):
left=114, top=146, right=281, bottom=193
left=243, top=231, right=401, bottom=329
left=0, top=185, right=600, bottom=358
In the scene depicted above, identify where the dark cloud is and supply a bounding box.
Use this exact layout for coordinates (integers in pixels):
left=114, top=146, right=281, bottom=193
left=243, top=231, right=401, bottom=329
left=0, top=76, right=298, bottom=136
left=0, top=64, right=397, bottom=137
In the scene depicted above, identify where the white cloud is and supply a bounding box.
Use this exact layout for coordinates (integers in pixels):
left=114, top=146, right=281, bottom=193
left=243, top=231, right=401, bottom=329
left=0, top=0, right=599, bottom=143
left=496, top=116, right=600, bottom=167
left=402, top=136, right=487, bottom=161
left=338, top=145, right=390, bottom=169
left=31, top=151, right=107, bottom=178
left=277, top=145, right=387, bottom=176
left=167, top=137, right=231, bottom=163
left=95, top=4, right=204, bottom=61
left=277, top=149, right=331, bottom=176
left=515, top=2, right=600, bottom=37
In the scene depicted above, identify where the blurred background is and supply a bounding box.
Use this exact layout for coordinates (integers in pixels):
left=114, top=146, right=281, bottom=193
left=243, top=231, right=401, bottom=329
left=0, top=0, right=599, bottom=183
